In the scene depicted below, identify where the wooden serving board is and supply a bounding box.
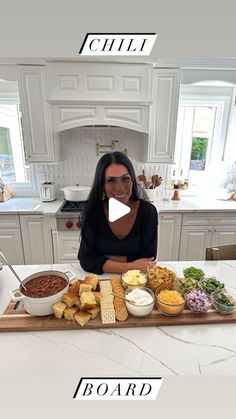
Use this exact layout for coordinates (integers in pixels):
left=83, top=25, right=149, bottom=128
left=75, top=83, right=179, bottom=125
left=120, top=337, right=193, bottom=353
left=1, top=301, right=236, bottom=332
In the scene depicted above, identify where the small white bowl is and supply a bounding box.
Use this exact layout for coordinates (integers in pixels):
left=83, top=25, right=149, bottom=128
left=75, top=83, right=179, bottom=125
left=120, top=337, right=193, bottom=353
left=125, top=287, right=155, bottom=317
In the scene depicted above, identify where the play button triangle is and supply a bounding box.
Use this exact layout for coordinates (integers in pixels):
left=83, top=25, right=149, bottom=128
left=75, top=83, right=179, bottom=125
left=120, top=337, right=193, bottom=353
left=108, top=197, right=131, bottom=222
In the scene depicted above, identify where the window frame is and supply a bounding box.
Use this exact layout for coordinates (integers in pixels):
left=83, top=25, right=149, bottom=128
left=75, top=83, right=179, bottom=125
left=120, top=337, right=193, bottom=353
left=0, top=93, right=37, bottom=196
left=175, top=93, right=231, bottom=184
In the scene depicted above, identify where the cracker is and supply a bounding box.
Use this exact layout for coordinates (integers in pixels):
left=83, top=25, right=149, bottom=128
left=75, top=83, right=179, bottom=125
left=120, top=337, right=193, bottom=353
left=101, top=308, right=116, bottom=324
left=99, top=280, right=112, bottom=292
left=100, top=301, right=114, bottom=310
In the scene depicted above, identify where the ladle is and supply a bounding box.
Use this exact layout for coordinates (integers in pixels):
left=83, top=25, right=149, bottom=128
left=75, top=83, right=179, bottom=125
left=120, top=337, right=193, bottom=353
left=0, top=250, right=27, bottom=291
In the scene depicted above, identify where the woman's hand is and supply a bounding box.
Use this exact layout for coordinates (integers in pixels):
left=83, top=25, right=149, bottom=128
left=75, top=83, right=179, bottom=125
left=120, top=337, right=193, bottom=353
left=129, top=257, right=156, bottom=272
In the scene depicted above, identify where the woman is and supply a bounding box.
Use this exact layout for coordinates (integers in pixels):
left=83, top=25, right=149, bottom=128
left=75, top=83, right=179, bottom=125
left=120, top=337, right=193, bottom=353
left=78, top=151, right=158, bottom=274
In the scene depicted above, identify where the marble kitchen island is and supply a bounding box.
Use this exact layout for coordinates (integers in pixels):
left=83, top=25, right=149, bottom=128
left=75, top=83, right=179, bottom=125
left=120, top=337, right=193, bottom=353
left=1, top=260, right=236, bottom=377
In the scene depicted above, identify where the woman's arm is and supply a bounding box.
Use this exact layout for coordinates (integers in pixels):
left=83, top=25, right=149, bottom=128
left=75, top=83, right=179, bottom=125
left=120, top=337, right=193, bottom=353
left=78, top=216, right=109, bottom=275
left=103, top=203, right=158, bottom=273
left=133, top=203, right=158, bottom=260
left=103, top=257, right=155, bottom=273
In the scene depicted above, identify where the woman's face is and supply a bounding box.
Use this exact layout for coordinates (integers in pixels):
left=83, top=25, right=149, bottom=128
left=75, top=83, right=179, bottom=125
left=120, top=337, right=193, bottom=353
left=104, top=163, right=133, bottom=204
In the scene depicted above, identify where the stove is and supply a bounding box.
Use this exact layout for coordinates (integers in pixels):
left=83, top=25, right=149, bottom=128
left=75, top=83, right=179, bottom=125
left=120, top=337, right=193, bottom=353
left=60, top=200, right=87, bottom=213
left=56, top=200, right=87, bottom=231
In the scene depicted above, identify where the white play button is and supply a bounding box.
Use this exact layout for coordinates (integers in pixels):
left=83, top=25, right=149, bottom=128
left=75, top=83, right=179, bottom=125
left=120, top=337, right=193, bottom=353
left=108, top=197, right=131, bottom=222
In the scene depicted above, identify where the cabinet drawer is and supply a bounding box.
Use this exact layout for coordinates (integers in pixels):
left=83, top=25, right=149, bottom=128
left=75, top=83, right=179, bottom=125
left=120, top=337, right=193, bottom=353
left=57, top=232, right=80, bottom=260
left=0, top=228, right=24, bottom=264
left=182, top=212, right=236, bottom=226
left=0, top=215, right=20, bottom=228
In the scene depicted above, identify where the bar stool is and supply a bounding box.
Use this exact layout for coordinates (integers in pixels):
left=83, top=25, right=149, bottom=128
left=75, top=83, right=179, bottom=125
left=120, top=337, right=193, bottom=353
left=205, top=244, right=236, bottom=260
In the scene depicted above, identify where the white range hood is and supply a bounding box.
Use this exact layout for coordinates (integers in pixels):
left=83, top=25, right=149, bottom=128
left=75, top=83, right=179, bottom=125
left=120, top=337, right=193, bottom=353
left=46, top=61, right=153, bottom=134
left=51, top=104, right=150, bottom=133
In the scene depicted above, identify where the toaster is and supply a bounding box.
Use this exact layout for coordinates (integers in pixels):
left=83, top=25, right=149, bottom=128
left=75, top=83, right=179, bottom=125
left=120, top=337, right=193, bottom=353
left=39, top=182, right=56, bottom=202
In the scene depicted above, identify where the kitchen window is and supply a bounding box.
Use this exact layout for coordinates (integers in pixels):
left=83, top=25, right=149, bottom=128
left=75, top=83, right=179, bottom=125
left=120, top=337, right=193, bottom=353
left=174, top=92, right=231, bottom=187
left=0, top=93, right=35, bottom=193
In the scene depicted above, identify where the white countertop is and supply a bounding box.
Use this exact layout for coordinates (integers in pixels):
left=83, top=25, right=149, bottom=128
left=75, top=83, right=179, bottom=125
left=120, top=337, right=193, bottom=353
left=0, top=196, right=235, bottom=215
left=0, top=197, right=64, bottom=214
left=1, top=260, right=236, bottom=377
left=155, top=195, right=236, bottom=212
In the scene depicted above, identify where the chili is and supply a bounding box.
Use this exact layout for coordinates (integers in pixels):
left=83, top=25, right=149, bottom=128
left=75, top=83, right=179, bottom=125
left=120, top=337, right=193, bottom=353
left=21, top=275, right=67, bottom=298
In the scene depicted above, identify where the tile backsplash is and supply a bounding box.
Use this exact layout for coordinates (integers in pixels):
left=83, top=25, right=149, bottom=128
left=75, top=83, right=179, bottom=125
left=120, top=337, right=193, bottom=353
left=35, top=127, right=172, bottom=198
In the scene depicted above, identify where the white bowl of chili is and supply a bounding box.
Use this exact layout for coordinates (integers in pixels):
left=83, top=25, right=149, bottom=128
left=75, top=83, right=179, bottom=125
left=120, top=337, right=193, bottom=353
left=10, top=270, right=70, bottom=316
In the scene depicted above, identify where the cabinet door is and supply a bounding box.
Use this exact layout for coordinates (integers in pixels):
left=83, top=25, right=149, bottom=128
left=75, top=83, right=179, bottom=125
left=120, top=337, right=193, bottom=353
left=17, top=66, right=60, bottom=162
left=52, top=231, right=80, bottom=263
left=0, top=229, right=24, bottom=264
left=20, top=215, right=53, bottom=264
left=179, top=226, right=211, bottom=261
left=147, top=69, right=180, bottom=163
left=158, top=213, right=182, bottom=261
left=46, top=62, right=153, bottom=102
left=211, top=226, right=236, bottom=246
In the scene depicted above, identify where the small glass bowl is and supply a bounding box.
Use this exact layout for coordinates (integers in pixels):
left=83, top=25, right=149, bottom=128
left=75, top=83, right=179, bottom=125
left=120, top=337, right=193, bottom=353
left=199, top=277, right=225, bottom=295
left=183, top=266, right=205, bottom=281
left=121, top=271, right=147, bottom=290
left=147, top=264, right=177, bottom=293
left=211, top=289, right=236, bottom=314
left=125, top=287, right=155, bottom=317
left=186, top=289, right=212, bottom=313
left=177, top=277, right=199, bottom=294
left=155, top=289, right=185, bottom=316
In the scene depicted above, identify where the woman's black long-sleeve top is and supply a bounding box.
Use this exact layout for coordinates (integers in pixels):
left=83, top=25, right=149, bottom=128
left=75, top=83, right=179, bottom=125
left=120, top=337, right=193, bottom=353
left=78, top=200, right=158, bottom=274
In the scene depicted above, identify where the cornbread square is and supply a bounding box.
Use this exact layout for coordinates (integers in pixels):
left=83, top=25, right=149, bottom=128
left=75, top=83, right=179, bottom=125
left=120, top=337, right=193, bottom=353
left=74, top=311, right=91, bottom=327
left=52, top=302, right=66, bottom=319
left=64, top=306, right=78, bottom=320
left=62, top=292, right=78, bottom=307
left=87, top=305, right=100, bottom=319
left=80, top=291, right=97, bottom=310
left=68, top=279, right=80, bottom=295
left=84, top=274, right=98, bottom=290
left=79, top=283, right=92, bottom=296
left=92, top=291, right=101, bottom=305
left=74, top=297, right=82, bottom=310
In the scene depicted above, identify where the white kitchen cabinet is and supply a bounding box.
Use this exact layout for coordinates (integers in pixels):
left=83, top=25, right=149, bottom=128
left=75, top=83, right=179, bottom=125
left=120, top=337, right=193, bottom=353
left=17, top=66, right=60, bottom=162
left=46, top=62, right=153, bottom=102
left=211, top=227, right=236, bottom=246
left=179, top=226, right=212, bottom=260
left=0, top=215, right=24, bottom=264
left=146, top=68, right=181, bottom=162
left=157, top=213, right=182, bottom=261
left=20, top=215, right=53, bottom=264
left=179, top=213, right=236, bottom=260
left=52, top=104, right=150, bottom=133
left=52, top=231, right=80, bottom=263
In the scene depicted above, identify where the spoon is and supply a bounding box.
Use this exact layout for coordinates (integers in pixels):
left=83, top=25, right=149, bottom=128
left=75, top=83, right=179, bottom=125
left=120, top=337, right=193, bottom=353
left=0, top=250, right=27, bottom=291
left=111, top=292, right=136, bottom=303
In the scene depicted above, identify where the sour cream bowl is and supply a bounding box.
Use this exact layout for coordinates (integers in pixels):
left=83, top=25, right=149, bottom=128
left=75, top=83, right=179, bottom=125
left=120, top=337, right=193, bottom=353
left=10, top=270, right=70, bottom=316
left=125, top=287, right=155, bottom=317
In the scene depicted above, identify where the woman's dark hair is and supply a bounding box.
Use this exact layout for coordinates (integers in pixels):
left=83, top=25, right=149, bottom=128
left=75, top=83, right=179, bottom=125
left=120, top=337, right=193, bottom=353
left=81, top=151, right=140, bottom=225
